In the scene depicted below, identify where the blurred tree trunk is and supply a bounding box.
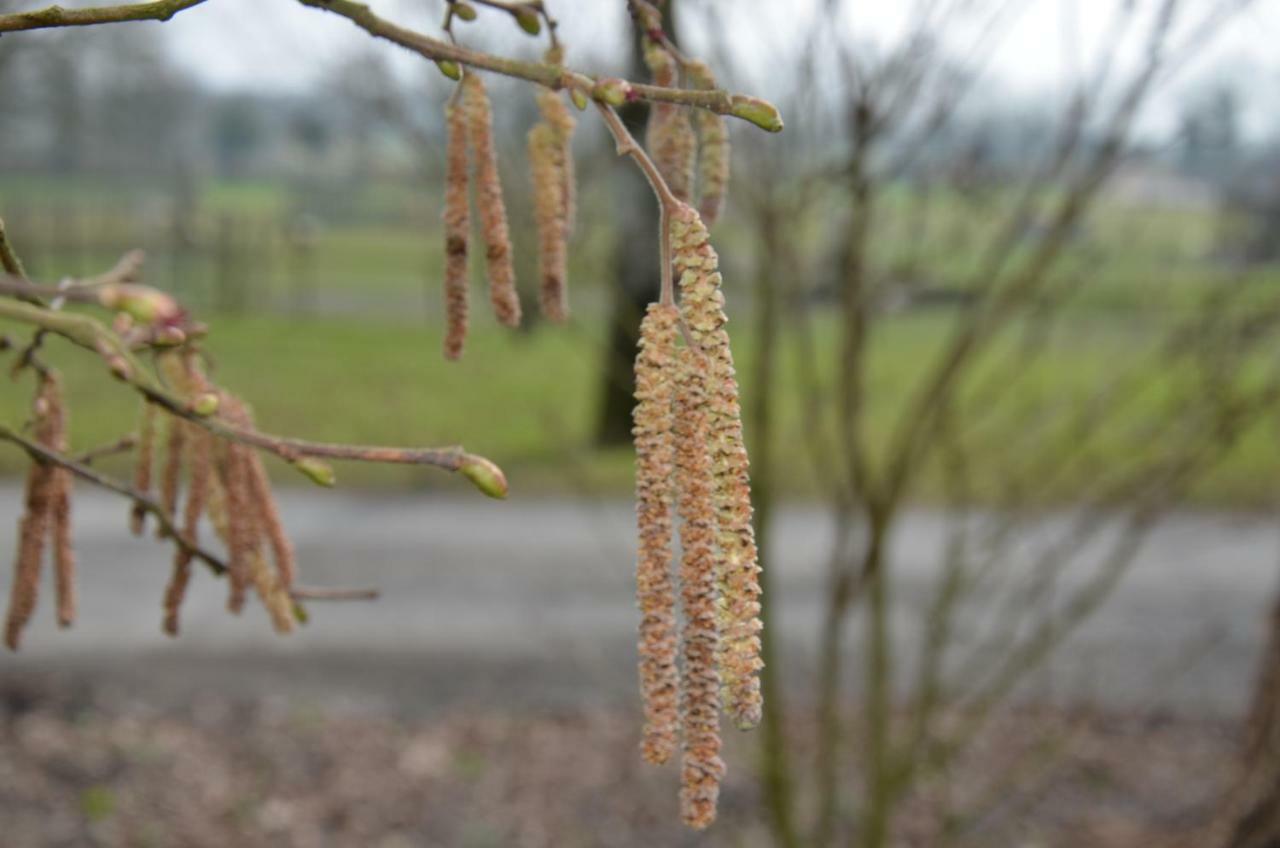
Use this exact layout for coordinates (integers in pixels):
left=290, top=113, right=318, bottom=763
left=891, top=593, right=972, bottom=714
left=1223, top=593, right=1280, bottom=848
left=593, top=2, right=673, bottom=446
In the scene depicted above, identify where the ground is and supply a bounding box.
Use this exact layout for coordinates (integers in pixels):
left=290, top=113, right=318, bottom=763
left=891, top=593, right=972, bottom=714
left=0, top=673, right=1243, bottom=848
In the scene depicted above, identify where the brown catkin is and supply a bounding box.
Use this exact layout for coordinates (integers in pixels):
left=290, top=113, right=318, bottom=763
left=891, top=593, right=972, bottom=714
left=463, top=72, right=521, bottom=328
left=686, top=61, right=730, bottom=228
left=443, top=92, right=471, bottom=360
left=644, top=41, right=696, bottom=203
left=44, top=375, right=75, bottom=629
left=5, top=375, right=64, bottom=649
left=673, top=345, right=725, bottom=830
left=164, top=427, right=212, bottom=636
left=131, top=401, right=157, bottom=535
left=633, top=303, right=681, bottom=765
left=158, top=414, right=186, bottom=536
left=245, top=452, right=296, bottom=590
left=528, top=121, right=568, bottom=323
left=672, top=204, right=764, bottom=731
left=537, top=87, right=577, bottom=238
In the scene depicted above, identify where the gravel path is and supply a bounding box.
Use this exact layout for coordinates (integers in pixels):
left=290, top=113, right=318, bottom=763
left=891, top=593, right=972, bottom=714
left=0, top=485, right=1274, bottom=718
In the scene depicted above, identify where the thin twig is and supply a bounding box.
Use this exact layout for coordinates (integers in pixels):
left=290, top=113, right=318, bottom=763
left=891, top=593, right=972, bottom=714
left=0, top=298, right=498, bottom=484
left=0, top=424, right=227, bottom=576
left=72, top=435, right=138, bottom=465
left=290, top=585, right=380, bottom=601
left=295, top=0, right=780, bottom=131
left=595, top=102, right=681, bottom=305
left=0, top=0, right=206, bottom=32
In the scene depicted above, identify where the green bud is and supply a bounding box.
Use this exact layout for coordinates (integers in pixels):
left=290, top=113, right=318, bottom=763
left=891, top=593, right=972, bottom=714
left=729, top=95, right=784, bottom=133
left=569, top=87, right=588, bottom=111
left=98, top=284, right=183, bottom=324
left=189, top=393, right=220, bottom=417
left=514, top=7, right=541, bottom=34
left=292, top=601, right=309, bottom=625
left=452, top=1, right=477, bottom=21
left=293, top=456, right=336, bottom=488
left=592, top=78, right=629, bottom=107
left=459, top=455, right=508, bottom=499
left=435, top=59, right=462, bottom=81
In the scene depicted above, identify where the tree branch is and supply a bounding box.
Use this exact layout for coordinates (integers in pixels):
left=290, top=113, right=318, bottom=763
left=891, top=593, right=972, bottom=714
left=0, top=423, right=227, bottom=576
left=296, top=0, right=782, bottom=131
left=0, top=297, right=508, bottom=497
left=0, top=0, right=207, bottom=32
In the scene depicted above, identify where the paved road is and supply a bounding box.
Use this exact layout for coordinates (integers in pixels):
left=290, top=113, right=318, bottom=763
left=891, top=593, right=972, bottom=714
left=0, top=485, right=1275, bottom=718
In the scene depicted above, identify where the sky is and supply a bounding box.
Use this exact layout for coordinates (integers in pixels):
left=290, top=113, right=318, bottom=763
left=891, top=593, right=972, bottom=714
left=154, top=0, right=1280, bottom=137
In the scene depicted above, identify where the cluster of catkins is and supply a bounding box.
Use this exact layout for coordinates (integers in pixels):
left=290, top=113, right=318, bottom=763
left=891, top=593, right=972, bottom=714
left=132, top=351, right=299, bottom=636
left=4, top=372, right=74, bottom=650
left=630, top=17, right=754, bottom=830
left=442, top=54, right=577, bottom=360
left=633, top=216, right=762, bottom=828
left=639, top=13, right=730, bottom=223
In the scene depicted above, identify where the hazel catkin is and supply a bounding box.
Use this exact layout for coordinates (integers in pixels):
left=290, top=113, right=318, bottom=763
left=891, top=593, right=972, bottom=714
left=463, top=72, right=521, bottom=328
left=633, top=303, right=681, bottom=765
left=644, top=41, right=696, bottom=203
left=672, top=203, right=763, bottom=731
left=443, top=92, right=471, bottom=360
left=673, top=344, right=725, bottom=830
left=686, top=61, right=730, bottom=228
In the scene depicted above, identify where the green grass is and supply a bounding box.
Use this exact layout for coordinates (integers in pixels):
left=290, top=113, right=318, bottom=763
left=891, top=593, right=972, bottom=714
left=1, top=304, right=1277, bottom=507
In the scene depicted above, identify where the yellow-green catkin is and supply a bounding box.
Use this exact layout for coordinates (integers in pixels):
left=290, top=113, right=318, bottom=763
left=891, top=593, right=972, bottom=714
left=673, top=344, right=725, bottom=830
left=443, top=90, right=470, bottom=360
left=633, top=303, right=681, bottom=765
left=164, top=424, right=211, bottom=636
left=463, top=72, right=521, bottom=328
left=537, top=87, right=577, bottom=238
left=644, top=40, right=696, bottom=203
left=686, top=60, right=729, bottom=228
left=672, top=203, right=763, bottom=731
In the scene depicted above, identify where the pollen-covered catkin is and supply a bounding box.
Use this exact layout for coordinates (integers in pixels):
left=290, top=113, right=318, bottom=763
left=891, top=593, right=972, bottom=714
left=673, top=345, right=725, bottom=830
left=443, top=92, right=470, bottom=360
left=463, top=72, right=521, bottom=328
left=644, top=41, right=696, bottom=203
left=633, top=303, right=681, bottom=765
left=528, top=121, right=568, bottom=323
left=131, top=401, right=157, bottom=535
left=686, top=61, right=730, bottom=228
left=672, top=204, right=764, bottom=731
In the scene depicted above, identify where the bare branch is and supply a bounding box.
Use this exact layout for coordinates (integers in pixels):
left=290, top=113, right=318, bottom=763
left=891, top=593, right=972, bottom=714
left=0, top=0, right=207, bottom=33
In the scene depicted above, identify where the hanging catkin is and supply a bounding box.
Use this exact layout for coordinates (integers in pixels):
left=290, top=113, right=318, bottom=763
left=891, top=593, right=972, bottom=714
left=443, top=90, right=471, bottom=360
left=131, top=400, right=157, bottom=535
left=538, top=87, right=577, bottom=238
left=644, top=40, right=696, bottom=203
left=463, top=72, right=521, bottom=328
left=164, top=425, right=211, bottom=636
left=158, top=414, right=186, bottom=535
left=673, top=344, right=725, bottom=830
left=4, top=374, right=65, bottom=650
left=686, top=61, right=730, bottom=228
left=672, top=204, right=763, bottom=731
left=45, top=375, right=75, bottom=629
left=528, top=120, right=568, bottom=323
left=633, top=303, right=681, bottom=765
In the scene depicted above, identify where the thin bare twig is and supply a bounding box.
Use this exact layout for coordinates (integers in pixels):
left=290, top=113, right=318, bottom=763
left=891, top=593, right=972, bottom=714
left=0, top=0, right=207, bottom=32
